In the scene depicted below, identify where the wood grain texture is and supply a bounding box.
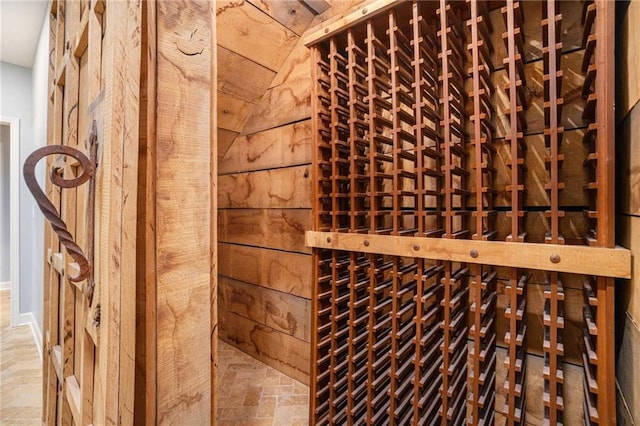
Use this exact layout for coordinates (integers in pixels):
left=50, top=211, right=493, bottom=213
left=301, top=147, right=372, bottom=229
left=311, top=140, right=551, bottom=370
left=616, top=312, right=640, bottom=424
left=155, top=1, right=212, bottom=423
left=268, top=34, right=312, bottom=89
left=218, top=243, right=312, bottom=299
left=247, top=0, right=316, bottom=36
left=135, top=2, right=157, bottom=423
left=210, top=7, right=218, bottom=425
left=618, top=0, right=640, bottom=120
left=218, top=209, right=311, bottom=254
left=495, top=281, right=584, bottom=364
left=617, top=214, right=640, bottom=325
left=491, top=130, right=590, bottom=208
left=219, top=121, right=311, bottom=175
left=306, top=231, right=631, bottom=278
left=617, top=102, right=640, bottom=216
left=217, top=46, right=276, bottom=104
left=219, top=309, right=310, bottom=385
left=493, top=349, right=584, bottom=424
left=219, top=277, right=311, bottom=342
left=217, top=128, right=239, bottom=165
left=217, top=91, right=256, bottom=133
left=216, top=0, right=299, bottom=72
left=242, top=71, right=311, bottom=135
left=218, top=165, right=312, bottom=209
left=490, top=51, right=590, bottom=139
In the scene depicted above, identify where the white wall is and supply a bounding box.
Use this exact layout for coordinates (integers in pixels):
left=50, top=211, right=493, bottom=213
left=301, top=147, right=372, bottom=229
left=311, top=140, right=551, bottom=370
left=0, top=125, right=9, bottom=283
left=29, top=14, right=49, bottom=329
left=0, top=11, right=48, bottom=329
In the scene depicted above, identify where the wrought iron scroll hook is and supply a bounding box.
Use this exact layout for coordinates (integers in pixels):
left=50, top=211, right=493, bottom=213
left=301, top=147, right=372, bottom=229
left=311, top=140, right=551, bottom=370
left=23, top=123, right=97, bottom=290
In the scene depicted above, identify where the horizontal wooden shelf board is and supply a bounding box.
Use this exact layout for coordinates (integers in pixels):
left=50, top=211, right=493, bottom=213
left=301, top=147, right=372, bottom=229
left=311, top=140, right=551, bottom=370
left=305, top=231, right=631, bottom=278
left=303, top=0, right=403, bottom=46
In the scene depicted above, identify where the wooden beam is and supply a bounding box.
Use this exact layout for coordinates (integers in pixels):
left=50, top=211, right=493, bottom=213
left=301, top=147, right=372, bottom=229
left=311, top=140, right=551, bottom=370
left=52, top=345, right=63, bottom=382
left=51, top=252, right=64, bottom=275
left=65, top=376, right=81, bottom=423
left=303, top=0, right=402, bottom=46
left=305, top=231, right=631, bottom=278
left=154, top=0, right=213, bottom=423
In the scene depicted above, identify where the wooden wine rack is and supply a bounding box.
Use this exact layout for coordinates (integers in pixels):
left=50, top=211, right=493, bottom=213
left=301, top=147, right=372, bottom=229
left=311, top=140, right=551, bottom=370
left=306, top=0, right=621, bottom=424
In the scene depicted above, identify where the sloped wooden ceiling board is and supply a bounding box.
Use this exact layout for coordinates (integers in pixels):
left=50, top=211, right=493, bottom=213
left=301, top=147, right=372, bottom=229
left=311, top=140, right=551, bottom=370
left=217, top=46, right=276, bottom=104
left=216, top=0, right=299, bottom=72
left=217, top=91, right=255, bottom=133
left=217, top=128, right=239, bottom=164
left=247, top=0, right=317, bottom=36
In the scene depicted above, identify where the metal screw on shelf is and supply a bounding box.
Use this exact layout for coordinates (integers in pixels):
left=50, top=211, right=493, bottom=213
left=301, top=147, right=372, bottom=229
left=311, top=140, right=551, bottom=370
left=413, top=244, right=420, bottom=251
left=326, top=236, right=331, bottom=243
left=364, top=240, right=370, bottom=247
left=470, top=249, right=479, bottom=259
left=550, top=254, right=561, bottom=264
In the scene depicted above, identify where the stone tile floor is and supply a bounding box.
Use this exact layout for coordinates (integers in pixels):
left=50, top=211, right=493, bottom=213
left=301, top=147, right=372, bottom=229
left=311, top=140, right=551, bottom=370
left=0, top=289, right=308, bottom=425
left=0, top=289, right=42, bottom=425
left=217, top=340, right=310, bottom=426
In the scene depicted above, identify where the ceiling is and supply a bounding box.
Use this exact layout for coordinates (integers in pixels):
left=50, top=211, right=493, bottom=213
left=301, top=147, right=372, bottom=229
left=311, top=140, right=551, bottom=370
left=0, top=0, right=49, bottom=68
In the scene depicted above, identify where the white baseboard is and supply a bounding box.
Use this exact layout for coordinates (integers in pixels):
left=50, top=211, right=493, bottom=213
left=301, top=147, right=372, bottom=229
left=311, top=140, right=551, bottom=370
left=0, top=281, right=10, bottom=291
left=18, top=312, right=43, bottom=364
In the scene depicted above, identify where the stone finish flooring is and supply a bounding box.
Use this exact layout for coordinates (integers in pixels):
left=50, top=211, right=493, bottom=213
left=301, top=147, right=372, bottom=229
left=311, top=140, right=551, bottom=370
left=0, top=290, right=308, bottom=425
left=0, top=289, right=42, bottom=425
left=217, top=340, right=310, bottom=426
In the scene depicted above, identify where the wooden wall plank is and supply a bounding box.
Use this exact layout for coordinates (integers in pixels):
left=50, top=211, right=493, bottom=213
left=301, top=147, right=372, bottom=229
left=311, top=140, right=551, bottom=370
left=616, top=311, right=640, bottom=424
left=218, top=209, right=311, bottom=254
left=219, top=121, right=311, bottom=175
left=242, top=74, right=311, bottom=135
left=218, top=243, right=312, bottom=299
left=94, top=0, right=142, bottom=423
left=155, top=1, right=212, bottom=423
left=211, top=8, right=218, bottom=424
left=617, top=103, right=640, bottom=216
left=217, top=128, right=239, bottom=165
left=494, top=349, right=584, bottom=424
left=217, top=46, right=276, bottom=104
left=219, top=277, right=311, bottom=342
left=268, top=33, right=312, bottom=89
left=135, top=1, right=156, bottom=423
left=246, top=0, right=316, bottom=36
left=216, top=0, right=299, bottom=72
left=217, top=91, right=255, bottom=133
left=491, top=130, right=590, bottom=208
left=218, top=165, right=312, bottom=209
left=618, top=0, right=640, bottom=120
left=617, top=215, right=640, bottom=329
left=219, top=309, right=310, bottom=385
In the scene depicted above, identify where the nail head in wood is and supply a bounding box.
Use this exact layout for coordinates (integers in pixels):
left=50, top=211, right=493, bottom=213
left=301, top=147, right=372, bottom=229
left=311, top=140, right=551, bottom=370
left=364, top=240, right=370, bottom=247
left=550, top=254, right=561, bottom=264
left=470, top=249, right=479, bottom=258
left=326, top=236, right=331, bottom=243
left=412, top=244, right=420, bottom=251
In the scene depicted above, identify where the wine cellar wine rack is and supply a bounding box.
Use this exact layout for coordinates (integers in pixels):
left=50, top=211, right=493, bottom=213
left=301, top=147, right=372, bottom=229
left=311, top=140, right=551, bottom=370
left=306, top=0, right=622, bottom=424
